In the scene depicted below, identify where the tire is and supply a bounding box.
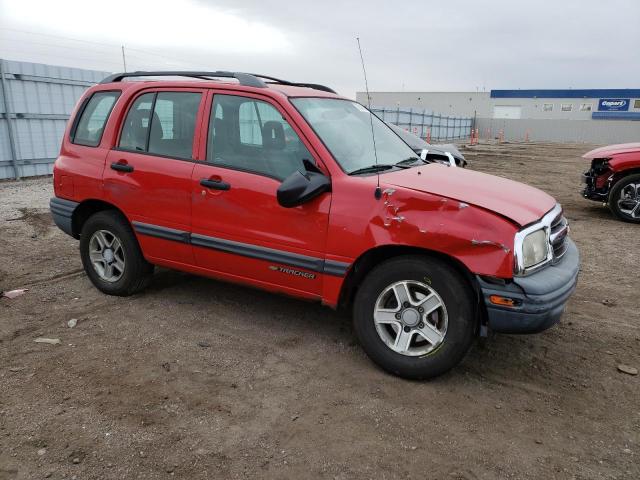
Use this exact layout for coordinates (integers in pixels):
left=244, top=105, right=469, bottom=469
left=79, top=210, right=154, bottom=296
left=608, top=174, right=640, bottom=223
left=353, top=255, right=476, bottom=379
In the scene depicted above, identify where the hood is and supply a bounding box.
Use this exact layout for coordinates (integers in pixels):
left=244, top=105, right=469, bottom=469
left=583, top=143, right=640, bottom=159
left=384, top=164, right=556, bottom=226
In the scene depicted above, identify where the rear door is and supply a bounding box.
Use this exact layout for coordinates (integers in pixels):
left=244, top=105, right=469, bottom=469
left=190, top=92, right=331, bottom=295
left=103, top=88, right=205, bottom=265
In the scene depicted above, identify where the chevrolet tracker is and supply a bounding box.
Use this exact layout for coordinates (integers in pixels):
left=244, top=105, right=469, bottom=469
left=50, top=71, right=580, bottom=379
left=582, top=142, right=640, bottom=223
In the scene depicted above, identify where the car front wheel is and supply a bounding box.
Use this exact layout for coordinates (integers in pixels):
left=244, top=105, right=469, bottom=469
left=353, top=255, right=476, bottom=379
left=609, top=174, right=640, bottom=223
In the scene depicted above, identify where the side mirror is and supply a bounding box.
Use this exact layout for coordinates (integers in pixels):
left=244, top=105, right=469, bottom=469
left=277, top=167, right=331, bottom=208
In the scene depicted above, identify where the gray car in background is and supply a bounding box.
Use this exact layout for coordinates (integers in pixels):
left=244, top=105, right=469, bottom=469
left=387, top=122, right=467, bottom=167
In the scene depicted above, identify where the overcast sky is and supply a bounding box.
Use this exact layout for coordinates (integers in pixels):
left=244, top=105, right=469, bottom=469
left=1, top=0, right=639, bottom=98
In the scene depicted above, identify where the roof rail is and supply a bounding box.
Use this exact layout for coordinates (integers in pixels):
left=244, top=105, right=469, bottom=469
left=100, top=70, right=337, bottom=94
left=249, top=74, right=337, bottom=94
left=100, top=71, right=266, bottom=88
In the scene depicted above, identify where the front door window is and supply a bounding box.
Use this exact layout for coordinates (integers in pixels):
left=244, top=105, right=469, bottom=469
left=207, top=94, right=313, bottom=180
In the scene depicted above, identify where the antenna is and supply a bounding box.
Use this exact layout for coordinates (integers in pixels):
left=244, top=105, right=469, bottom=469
left=121, top=45, right=127, bottom=72
left=356, top=37, right=381, bottom=200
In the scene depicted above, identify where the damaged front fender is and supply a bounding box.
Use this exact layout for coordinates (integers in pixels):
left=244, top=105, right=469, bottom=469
left=326, top=180, right=518, bottom=280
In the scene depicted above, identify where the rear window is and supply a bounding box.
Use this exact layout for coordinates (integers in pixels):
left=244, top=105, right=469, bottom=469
left=72, top=91, right=120, bottom=147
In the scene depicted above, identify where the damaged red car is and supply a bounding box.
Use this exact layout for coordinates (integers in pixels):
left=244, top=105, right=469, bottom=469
left=50, top=71, right=579, bottom=379
left=582, top=143, right=640, bottom=222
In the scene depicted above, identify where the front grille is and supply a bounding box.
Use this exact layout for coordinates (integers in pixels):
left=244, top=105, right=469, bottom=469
left=549, top=212, right=569, bottom=261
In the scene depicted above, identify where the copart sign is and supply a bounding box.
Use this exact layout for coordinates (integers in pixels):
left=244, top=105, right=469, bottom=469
left=598, top=99, right=630, bottom=111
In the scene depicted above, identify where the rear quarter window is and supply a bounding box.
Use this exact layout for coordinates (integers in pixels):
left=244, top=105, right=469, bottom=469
left=71, top=91, right=120, bottom=147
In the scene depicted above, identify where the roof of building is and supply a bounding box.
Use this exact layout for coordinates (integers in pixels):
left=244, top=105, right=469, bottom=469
left=491, top=89, right=640, bottom=99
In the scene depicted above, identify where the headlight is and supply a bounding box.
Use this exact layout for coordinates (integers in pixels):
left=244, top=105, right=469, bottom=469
left=521, top=229, right=548, bottom=268
left=514, top=204, right=563, bottom=275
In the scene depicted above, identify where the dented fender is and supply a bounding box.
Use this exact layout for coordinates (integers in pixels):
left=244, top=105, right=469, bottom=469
left=325, top=177, right=519, bottom=285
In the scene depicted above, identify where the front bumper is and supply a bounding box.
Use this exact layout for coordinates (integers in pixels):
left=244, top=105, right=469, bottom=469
left=477, top=238, right=580, bottom=334
left=582, top=170, right=610, bottom=202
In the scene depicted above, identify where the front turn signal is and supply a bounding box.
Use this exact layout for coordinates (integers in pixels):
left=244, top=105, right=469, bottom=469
left=489, top=295, right=519, bottom=307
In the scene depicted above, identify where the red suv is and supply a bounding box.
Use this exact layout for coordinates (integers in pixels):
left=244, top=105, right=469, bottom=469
left=50, top=71, right=579, bottom=379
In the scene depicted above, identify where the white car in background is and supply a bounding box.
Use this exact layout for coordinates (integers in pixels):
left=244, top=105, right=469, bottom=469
left=387, top=122, right=468, bottom=168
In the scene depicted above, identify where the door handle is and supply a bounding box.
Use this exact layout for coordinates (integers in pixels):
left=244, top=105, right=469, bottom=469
left=110, top=162, right=134, bottom=173
left=200, top=178, right=230, bottom=190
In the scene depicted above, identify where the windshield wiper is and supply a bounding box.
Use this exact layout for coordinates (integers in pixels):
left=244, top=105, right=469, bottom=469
left=348, top=164, right=395, bottom=175
left=395, top=156, right=424, bottom=167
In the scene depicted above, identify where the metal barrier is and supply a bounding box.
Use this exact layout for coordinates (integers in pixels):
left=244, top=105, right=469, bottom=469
left=371, top=107, right=473, bottom=142
left=0, top=59, right=108, bottom=180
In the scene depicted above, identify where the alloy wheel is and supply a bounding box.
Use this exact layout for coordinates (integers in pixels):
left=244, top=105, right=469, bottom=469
left=373, top=280, right=448, bottom=356
left=617, top=182, right=640, bottom=219
left=88, top=229, right=125, bottom=282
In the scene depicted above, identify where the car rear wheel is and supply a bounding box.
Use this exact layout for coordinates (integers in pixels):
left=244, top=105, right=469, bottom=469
left=353, top=255, right=476, bottom=379
left=609, top=174, right=640, bottom=223
left=80, top=210, right=153, bottom=296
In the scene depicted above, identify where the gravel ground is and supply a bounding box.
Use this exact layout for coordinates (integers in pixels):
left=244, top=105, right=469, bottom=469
left=0, top=142, right=638, bottom=480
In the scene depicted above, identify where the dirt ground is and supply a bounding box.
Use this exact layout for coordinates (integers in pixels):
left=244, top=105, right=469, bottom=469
left=1, top=142, right=638, bottom=480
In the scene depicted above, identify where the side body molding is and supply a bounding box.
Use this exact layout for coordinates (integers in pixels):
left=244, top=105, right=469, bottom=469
left=132, top=221, right=350, bottom=277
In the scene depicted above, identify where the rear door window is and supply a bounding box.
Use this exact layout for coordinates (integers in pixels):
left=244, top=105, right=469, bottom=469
left=148, top=92, right=202, bottom=159
left=119, top=91, right=202, bottom=159
left=72, top=91, right=120, bottom=147
left=119, top=93, right=154, bottom=152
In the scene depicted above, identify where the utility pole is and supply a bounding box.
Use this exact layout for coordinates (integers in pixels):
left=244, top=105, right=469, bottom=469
left=121, top=46, right=127, bottom=72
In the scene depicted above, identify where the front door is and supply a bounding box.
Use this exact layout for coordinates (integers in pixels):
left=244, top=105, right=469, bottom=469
left=103, top=88, right=205, bottom=264
left=191, top=92, right=331, bottom=295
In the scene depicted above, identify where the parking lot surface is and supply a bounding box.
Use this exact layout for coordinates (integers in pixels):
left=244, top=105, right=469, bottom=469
left=1, top=142, right=638, bottom=479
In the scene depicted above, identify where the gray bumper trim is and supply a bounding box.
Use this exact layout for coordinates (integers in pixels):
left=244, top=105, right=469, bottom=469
left=478, top=238, right=580, bottom=334
left=50, top=197, right=79, bottom=237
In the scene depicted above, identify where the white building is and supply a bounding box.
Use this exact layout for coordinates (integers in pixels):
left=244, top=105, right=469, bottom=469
left=357, top=89, right=640, bottom=143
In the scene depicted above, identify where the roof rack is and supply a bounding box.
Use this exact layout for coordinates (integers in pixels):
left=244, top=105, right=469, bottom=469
left=100, top=71, right=266, bottom=88
left=100, top=71, right=337, bottom=94
left=248, top=74, right=337, bottom=94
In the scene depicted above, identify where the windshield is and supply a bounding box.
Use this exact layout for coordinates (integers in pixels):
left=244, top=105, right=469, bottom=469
left=386, top=122, right=430, bottom=151
left=290, top=98, right=418, bottom=174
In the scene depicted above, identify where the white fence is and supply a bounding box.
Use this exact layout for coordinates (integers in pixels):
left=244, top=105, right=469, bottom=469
left=371, top=107, right=473, bottom=142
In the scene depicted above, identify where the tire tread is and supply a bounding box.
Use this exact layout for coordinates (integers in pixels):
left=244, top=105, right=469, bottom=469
left=79, top=210, right=153, bottom=296
left=608, top=173, right=640, bottom=224
left=353, top=254, right=475, bottom=379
